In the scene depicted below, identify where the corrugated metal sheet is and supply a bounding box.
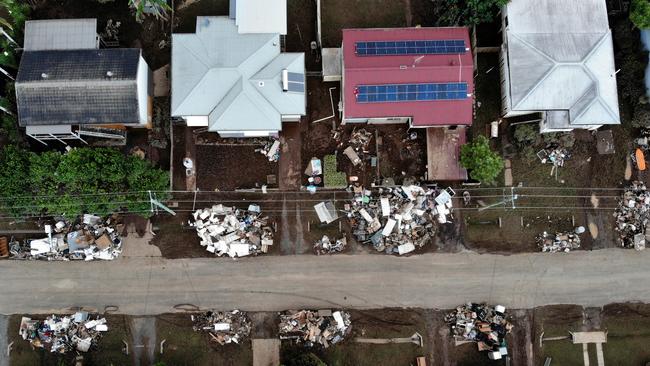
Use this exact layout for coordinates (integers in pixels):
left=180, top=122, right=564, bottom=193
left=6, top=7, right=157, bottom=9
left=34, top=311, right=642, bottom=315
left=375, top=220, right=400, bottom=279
left=342, top=27, right=474, bottom=127
left=24, top=19, right=97, bottom=51
left=16, top=49, right=141, bottom=127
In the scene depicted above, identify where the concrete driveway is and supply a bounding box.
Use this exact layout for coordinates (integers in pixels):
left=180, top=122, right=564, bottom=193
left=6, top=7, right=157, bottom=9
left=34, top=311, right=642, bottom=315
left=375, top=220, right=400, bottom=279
left=1, top=249, right=650, bottom=315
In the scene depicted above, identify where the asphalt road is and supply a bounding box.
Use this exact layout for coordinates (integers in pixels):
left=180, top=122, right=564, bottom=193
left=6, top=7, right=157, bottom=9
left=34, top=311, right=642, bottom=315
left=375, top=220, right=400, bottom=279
left=2, top=248, right=650, bottom=315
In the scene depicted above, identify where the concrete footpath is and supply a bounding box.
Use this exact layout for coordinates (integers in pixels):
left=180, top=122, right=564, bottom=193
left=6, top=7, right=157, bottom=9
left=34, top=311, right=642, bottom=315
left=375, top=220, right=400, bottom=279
left=2, top=249, right=650, bottom=315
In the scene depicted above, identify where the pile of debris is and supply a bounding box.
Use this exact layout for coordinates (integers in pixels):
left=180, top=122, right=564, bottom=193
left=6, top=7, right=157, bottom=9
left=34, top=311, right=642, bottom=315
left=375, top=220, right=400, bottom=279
left=445, top=303, right=513, bottom=360
left=279, top=310, right=352, bottom=348
left=615, top=181, right=650, bottom=250
left=191, top=310, right=251, bottom=345
left=313, top=235, right=347, bottom=255
left=256, top=139, right=281, bottom=162
left=344, top=185, right=452, bottom=255
left=537, top=147, right=570, bottom=167
left=349, top=129, right=372, bottom=151
left=9, top=214, right=123, bottom=261
left=536, top=231, right=581, bottom=253
left=189, top=204, right=274, bottom=258
left=19, top=312, right=108, bottom=353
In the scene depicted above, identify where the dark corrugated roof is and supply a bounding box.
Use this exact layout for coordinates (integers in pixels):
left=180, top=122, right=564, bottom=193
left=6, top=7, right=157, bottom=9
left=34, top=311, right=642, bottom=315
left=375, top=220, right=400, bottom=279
left=16, top=49, right=142, bottom=126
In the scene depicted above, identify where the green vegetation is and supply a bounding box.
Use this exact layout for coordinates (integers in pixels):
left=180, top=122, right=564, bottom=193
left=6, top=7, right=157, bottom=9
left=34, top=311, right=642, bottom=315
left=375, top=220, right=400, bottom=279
left=438, top=0, right=510, bottom=26
left=130, top=0, right=172, bottom=23
left=0, top=147, right=168, bottom=217
left=324, top=154, right=347, bottom=188
left=284, top=352, right=326, bottom=366
left=460, top=135, right=504, bottom=184
left=630, top=0, right=650, bottom=29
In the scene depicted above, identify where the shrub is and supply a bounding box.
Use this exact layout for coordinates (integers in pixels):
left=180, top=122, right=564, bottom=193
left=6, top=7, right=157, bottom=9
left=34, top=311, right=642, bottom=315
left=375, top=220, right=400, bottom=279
left=460, top=135, right=504, bottom=184
left=630, top=0, right=650, bottom=29
left=513, top=124, right=538, bottom=147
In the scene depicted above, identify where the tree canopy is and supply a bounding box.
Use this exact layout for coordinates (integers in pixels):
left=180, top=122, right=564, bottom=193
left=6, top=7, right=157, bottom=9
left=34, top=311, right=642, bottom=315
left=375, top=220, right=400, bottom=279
left=630, top=0, right=650, bottom=29
left=460, top=135, right=504, bottom=184
left=437, top=0, right=510, bottom=26
left=0, top=147, right=168, bottom=218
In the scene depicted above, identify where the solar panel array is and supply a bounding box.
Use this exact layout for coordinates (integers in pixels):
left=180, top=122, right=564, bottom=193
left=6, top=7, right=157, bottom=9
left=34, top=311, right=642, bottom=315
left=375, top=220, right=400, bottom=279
left=355, top=82, right=468, bottom=103
left=355, top=40, right=466, bottom=56
left=286, top=72, right=305, bottom=93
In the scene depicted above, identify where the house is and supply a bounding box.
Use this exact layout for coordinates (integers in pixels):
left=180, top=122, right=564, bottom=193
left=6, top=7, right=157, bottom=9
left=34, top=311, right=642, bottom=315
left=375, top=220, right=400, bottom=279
left=340, top=27, right=473, bottom=180
left=499, top=0, right=620, bottom=133
left=171, top=16, right=305, bottom=138
left=15, top=19, right=152, bottom=145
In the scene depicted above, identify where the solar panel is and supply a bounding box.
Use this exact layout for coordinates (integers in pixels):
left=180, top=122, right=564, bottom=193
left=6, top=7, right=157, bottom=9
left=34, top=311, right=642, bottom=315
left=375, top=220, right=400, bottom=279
left=287, top=82, right=305, bottom=93
left=355, top=40, right=466, bottom=56
left=355, top=83, right=468, bottom=103
left=287, top=72, right=304, bottom=82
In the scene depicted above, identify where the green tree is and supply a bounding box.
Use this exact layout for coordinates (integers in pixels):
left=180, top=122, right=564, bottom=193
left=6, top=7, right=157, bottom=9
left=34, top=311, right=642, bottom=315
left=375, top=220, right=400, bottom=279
left=129, top=0, right=171, bottom=23
left=437, top=0, right=510, bottom=26
left=0, top=147, right=168, bottom=217
left=630, top=0, right=650, bottom=29
left=460, top=135, right=504, bottom=184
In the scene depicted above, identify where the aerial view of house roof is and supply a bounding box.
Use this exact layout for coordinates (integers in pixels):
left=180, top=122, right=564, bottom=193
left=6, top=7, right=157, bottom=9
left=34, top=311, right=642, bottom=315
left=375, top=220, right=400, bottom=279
left=502, top=0, right=620, bottom=128
left=171, top=16, right=305, bottom=135
left=342, top=27, right=474, bottom=127
left=15, top=48, right=143, bottom=127
left=23, top=18, right=98, bottom=51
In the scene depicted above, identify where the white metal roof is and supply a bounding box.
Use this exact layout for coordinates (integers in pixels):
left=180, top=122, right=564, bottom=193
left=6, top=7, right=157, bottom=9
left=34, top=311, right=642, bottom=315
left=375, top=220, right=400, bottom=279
left=235, top=0, right=287, bottom=35
left=172, top=17, right=304, bottom=134
left=504, top=0, right=619, bottom=126
left=24, top=19, right=97, bottom=51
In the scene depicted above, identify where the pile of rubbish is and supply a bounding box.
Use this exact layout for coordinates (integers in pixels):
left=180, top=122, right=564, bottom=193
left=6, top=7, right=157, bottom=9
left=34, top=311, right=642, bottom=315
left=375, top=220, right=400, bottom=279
left=9, top=214, right=123, bottom=261
left=344, top=185, right=452, bottom=255
left=615, top=181, right=650, bottom=250
left=191, top=310, right=251, bottom=345
left=279, top=310, right=352, bottom=348
left=537, top=147, right=570, bottom=167
left=313, top=235, right=347, bottom=255
left=536, top=231, right=581, bottom=253
left=256, top=139, right=281, bottom=162
left=349, top=129, right=372, bottom=151
left=445, top=303, right=513, bottom=360
left=19, top=312, right=108, bottom=353
left=189, top=204, right=274, bottom=258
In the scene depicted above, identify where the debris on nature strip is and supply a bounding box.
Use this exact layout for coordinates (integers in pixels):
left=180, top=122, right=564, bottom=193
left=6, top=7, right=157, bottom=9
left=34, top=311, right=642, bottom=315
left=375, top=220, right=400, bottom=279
left=344, top=185, right=452, bottom=255
left=313, top=235, right=347, bottom=255
left=191, top=310, right=251, bottom=345
left=19, top=312, right=108, bottom=354
left=444, top=303, right=513, bottom=360
left=256, top=139, right=281, bottom=162
left=615, top=181, right=650, bottom=250
left=9, top=214, right=123, bottom=261
left=189, top=205, right=274, bottom=258
left=536, top=231, right=581, bottom=253
left=279, top=310, right=352, bottom=348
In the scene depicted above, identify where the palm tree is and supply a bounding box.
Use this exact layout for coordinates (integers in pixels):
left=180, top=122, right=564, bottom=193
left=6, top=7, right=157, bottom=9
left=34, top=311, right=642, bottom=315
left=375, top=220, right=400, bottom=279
left=129, top=0, right=171, bottom=23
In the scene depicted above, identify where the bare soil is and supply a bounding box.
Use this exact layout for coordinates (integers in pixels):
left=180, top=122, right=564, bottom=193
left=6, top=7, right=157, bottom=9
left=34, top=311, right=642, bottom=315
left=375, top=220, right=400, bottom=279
left=196, top=145, right=278, bottom=191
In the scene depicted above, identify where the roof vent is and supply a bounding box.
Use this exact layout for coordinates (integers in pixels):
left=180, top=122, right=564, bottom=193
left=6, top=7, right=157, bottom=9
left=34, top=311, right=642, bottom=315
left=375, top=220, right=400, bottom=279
left=399, top=65, right=407, bottom=70
left=258, top=81, right=265, bottom=87
left=106, top=71, right=114, bottom=77
left=41, top=73, right=48, bottom=79
left=281, top=69, right=289, bottom=92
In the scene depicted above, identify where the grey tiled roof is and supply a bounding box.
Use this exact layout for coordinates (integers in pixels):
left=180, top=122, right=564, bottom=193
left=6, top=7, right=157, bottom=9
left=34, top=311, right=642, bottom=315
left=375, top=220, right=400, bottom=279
left=16, top=49, right=141, bottom=127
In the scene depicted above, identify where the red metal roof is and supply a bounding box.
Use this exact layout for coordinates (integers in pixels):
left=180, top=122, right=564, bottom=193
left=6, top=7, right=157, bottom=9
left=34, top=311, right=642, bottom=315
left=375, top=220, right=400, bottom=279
left=342, top=27, right=474, bottom=127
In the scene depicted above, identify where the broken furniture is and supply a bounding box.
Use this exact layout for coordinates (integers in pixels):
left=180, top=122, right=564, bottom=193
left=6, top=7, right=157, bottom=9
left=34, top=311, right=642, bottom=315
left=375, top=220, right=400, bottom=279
left=256, top=139, right=281, bottom=162
left=614, top=181, right=650, bottom=250
left=190, top=204, right=274, bottom=258
left=537, top=231, right=581, bottom=253
left=191, top=310, right=251, bottom=345
left=445, top=303, right=512, bottom=360
left=279, top=310, right=351, bottom=348
left=314, top=201, right=339, bottom=224
left=344, top=184, right=449, bottom=255
left=9, top=214, right=123, bottom=261
left=19, top=312, right=108, bottom=354
left=313, top=235, right=347, bottom=255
